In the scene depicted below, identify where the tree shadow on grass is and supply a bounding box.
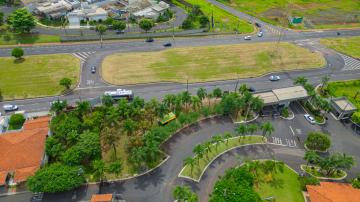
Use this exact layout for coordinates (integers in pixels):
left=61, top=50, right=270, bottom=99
left=268, top=177, right=285, bottom=189
left=14, top=33, right=40, bottom=44
left=13, top=58, right=25, bottom=64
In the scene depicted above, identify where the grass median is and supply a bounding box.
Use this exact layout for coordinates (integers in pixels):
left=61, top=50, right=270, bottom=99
left=179, top=135, right=265, bottom=181
left=320, top=37, right=360, bottom=59
left=0, top=32, right=60, bottom=45
left=0, top=54, right=80, bottom=100
left=102, top=42, right=325, bottom=85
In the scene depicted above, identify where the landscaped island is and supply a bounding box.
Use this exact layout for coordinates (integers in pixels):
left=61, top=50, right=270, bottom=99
left=102, top=42, right=325, bottom=85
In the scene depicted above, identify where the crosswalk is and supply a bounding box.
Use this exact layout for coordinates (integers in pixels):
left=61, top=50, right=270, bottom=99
left=263, top=25, right=282, bottom=36
left=270, top=137, right=297, bottom=148
left=340, top=53, right=360, bottom=71
left=72, top=51, right=96, bottom=62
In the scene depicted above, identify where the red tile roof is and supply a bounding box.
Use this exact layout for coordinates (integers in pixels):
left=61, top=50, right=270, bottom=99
left=0, top=116, right=50, bottom=184
left=307, top=182, right=360, bottom=202
left=91, top=194, right=113, bottom=202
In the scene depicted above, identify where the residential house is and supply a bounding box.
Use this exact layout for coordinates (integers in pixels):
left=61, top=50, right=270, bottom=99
left=306, top=182, right=360, bottom=202
left=132, top=1, right=169, bottom=19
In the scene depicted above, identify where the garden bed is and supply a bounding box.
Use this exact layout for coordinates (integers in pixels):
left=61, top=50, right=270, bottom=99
left=300, top=165, right=347, bottom=180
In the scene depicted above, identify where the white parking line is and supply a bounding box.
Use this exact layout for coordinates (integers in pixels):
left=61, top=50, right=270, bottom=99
left=289, top=126, right=295, bottom=136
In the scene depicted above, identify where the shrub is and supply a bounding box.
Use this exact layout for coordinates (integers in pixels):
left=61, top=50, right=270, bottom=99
left=352, top=175, right=360, bottom=189
left=281, top=107, right=290, bottom=118
left=305, top=132, right=331, bottom=151
left=9, top=114, right=25, bottom=130
left=11, top=47, right=24, bottom=59
left=298, top=176, right=320, bottom=191
left=181, top=18, right=193, bottom=29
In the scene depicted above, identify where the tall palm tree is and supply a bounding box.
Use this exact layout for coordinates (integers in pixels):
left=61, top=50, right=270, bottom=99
left=222, top=132, right=233, bottom=145
left=181, top=91, right=192, bottom=111
left=247, top=124, right=258, bottom=135
left=250, top=97, right=264, bottom=114
left=76, top=100, right=91, bottom=117
left=261, top=122, right=275, bottom=138
left=123, top=119, right=137, bottom=136
left=105, top=107, right=119, bottom=127
left=144, top=98, right=159, bottom=125
left=108, top=160, right=122, bottom=177
left=294, top=76, right=308, bottom=86
left=163, top=94, right=177, bottom=111
left=320, top=75, right=330, bottom=94
left=204, top=141, right=212, bottom=154
left=304, top=151, right=320, bottom=166
left=92, top=159, right=106, bottom=182
left=101, top=126, right=120, bottom=160
left=235, top=124, right=247, bottom=141
left=238, top=84, right=249, bottom=95
left=183, top=157, right=196, bottom=176
left=191, top=96, right=201, bottom=111
left=246, top=160, right=262, bottom=187
left=130, top=147, right=146, bottom=168
left=95, top=24, right=107, bottom=48
left=211, top=135, right=223, bottom=151
left=196, top=88, right=207, bottom=104
left=193, top=144, right=205, bottom=165
left=173, top=185, right=196, bottom=202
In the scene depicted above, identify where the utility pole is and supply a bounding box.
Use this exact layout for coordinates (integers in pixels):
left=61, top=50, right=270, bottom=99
left=234, top=74, right=240, bottom=92
left=186, top=78, right=189, bottom=92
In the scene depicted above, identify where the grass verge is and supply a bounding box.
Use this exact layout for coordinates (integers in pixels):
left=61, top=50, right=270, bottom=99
left=102, top=42, right=325, bottom=85
left=326, top=80, right=360, bottom=109
left=320, top=37, right=360, bottom=59
left=0, top=54, right=80, bottom=100
left=255, top=164, right=304, bottom=202
left=0, top=32, right=60, bottom=45
left=179, top=135, right=265, bottom=181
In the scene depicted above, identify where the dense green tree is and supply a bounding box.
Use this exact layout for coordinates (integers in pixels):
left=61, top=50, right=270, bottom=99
left=352, top=175, right=360, bottom=189
left=139, top=18, right=154, bottom=32
left=260, top=122, right=274, bottom=138
left=108, top=160, right=122, bottom=177
left=238, top=84, right=249, bottom=95
left=112, top=20, right=126, bottom=32
left=123, top=119, right=137, bottom=136
left=191, top=96, right=201, bottom=110
left=50, top=113, right=82, bottom=140
left=95, top=24, right=107, bottom=48
left=246, top=124, right=258, bottom=135
left=11, top=47, right=24, bottom=59
left=45, top=136, right=64, bottom=160
left=305, top=132, right=331, bottom=151
left=318, top=153, right=355, bottom=176
left=27, top=163, right=85, bottom=193
left=76, top=100, right=91, bottom=117
left=9, top=113, right=25, bottom=129
left=50, top=100, right=67, bottom=115
left=351, top=111, right=360, bottom=124
left=173, top=185, right=198, bottom=202
left=196, top=88, right=207, bottom=102
left=294, top=76, right=308, bottom=86
left=101, top=95, right=114, bottom=107
left=213, top=88, right=222, bottom=98
left=181, top=18, right=193, bottom=29
left=92, top=159, right=106, bottom=181
left=104, top=17, right=114, bottom=25
left=59, top=78, right=72, bottom=90
left=0, top=12, right=4, bottom=26
left=199, top=15, right=209, bottom=27
left=181, top=91, right=192, bottom=110
left=163, top=94, right=177, bottom=111
left=8, top=8, right=36, bottom=33
left=211, top=135, right=224, bottom=151
left=298, top=176, right=319, bottom=191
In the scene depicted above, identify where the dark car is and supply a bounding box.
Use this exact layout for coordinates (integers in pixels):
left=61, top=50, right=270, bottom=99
left=145, top=38, right=154, bottom=42
left=163, top=42, right=172, bottom=47
left=91, top=66, right=96, bottom=73
left=255, top=22, right=261, bottom=28
left=248, top=86, right=256, bottom=92
left=116, top=30, right=125, bottom=34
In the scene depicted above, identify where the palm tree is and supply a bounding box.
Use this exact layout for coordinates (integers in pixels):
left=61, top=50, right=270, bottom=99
left=250, top=97, right=264, bottom=114
left=204, top=141, right=212, bottom=156
left=183, top=157, right=196, bottom=176
left=191, top=96, right=201, bottom=111
left=105, top=107, right=119, bottom=127
left=261, top=122, right=275, bottom=138
left=123, top=119, right=137, bottom=136
left=304, top=151, right=320, bottom=166
left=130, top=147, right=146, bottom=169
left=193, top=144, right=205, bottom=165
left=101, top=126, right=120, bottom=160
left=246, top=160, right=262, bottom=187
left=76, top=100, right=91, bottom=117
left=50, top=100, right=67, bottom=115
left=211, top=135, right=223, bottom=151
left=238, top=84, right=249, bottom=95
left=247, top=124, right=258, bottom=135
left=320, top=75, right=330, bottom=94
left=173, top=185, right=196, bottom=202
left=235, top=124, right=247, bottom=141
left=163, top=94, right=177, bottom=111
left=108, top=160, right=122, bottom=177
left=92, top=159, right=106, bottom=182
left=181, top=91, right=192, bottom=111
left=197, top=88, right=207, bottom=104
left=222, top=132, right=233, bottom=145
left=294, top=76, right=308, bottom=86
left=95, top=24, right=107, bottom=48
left=144, top=98, right=159, bottom=125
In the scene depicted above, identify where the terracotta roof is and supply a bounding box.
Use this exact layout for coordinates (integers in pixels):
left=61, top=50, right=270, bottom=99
left=0, top=116, right=50, bottom=184
left=91, top=194, right=113, bottom=202
left=0, top=171, right=7, bottom=186
left=307, top=182, right=360, bottom=202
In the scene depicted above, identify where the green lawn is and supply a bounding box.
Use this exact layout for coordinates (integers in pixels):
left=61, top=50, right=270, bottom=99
left=217, top=0, right=360, bottom=29
left=0, top=54, right=80, bottom=100
left=0, top=32, right=60, bottom=45
left=326, top=80, right=360, bottom=109
left=320, top=37, right=360, bottom=59
left=255, top=164, right=304, bottom=202
left=183, top=0, right=254, bottom=32
left=179, top=136, right=265, bottom=181
left=102, top=42, right=325, bottom=85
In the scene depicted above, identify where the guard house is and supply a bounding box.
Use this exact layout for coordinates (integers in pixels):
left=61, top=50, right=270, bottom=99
left=330, top=97, right=357, bottom=120
left=253, top=86, right=309, bottom=115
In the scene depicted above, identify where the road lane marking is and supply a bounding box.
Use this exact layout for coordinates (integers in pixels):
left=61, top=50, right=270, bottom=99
left=289, top=126, right=295, bottom=136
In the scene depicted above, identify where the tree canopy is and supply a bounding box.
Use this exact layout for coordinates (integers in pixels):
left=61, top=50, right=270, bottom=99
left=11, top=47, right=24, bottom=59
left=305, top=132, right=331, bottom=151
left=139, top=18, right=154, bottom=32
left=8, top=8, right=36, bottom=33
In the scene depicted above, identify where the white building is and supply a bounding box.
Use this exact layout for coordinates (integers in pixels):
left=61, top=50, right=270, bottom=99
left=67, top=3, right=108, bottom=28
left=133, top=1, right=169, bottom=19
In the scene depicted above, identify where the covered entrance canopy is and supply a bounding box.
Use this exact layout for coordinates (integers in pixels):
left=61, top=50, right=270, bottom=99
left=253, top=86, right=309, bottom=107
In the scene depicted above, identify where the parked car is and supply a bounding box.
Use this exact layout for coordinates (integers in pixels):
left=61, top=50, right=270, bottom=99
left=163, top=42, right=172, bottom=47
left=269, top=75, right=281, bottom=81
left=244, top=36, right=251, bottom=40
left=304, top=114, right=316, bottom=124
left=248, top=86, right=256, bottom=92
left=255, top=22, right=261, bottom=28
left=91, top=66, right=96, bottom=73
left=3, top=104, right=18, bottom=112
left=50, top=100, right=64, bottom=107
left=116, top=30, right=125, bottom=34
left=257, top=31, right=263, bottom=37
left=145, top=38, right=154, bottom=42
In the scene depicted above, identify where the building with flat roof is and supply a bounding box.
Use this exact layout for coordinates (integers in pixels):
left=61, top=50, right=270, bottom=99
left=133, top=1, right=169, bottom=19
left=0, top=116, right=50, bottom=186
left=330, top=97, right=357, bottom=120
left=253, top=86, right=309, bottom=107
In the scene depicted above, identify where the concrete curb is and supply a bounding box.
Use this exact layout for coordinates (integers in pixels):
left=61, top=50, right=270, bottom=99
left=178, top=135, right=267, bottom=182
left=300, top=165, right=347, bottom=180
left=233, top=113, right=259, bottom=124
left=280, top=110, right=295, bottom=120
left=303, top=144, right=328, bottom=154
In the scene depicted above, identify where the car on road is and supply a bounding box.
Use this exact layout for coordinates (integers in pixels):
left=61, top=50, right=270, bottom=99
left=163, top=42, right=172, bottom=47
left=255, top=22, right=261, bottom=28
left=244, top=36, right=251, bottom=40
left=50, top=100, right=64, bottom=107
left=145, top=38, right=154, bottom=42
left=91, top=66, right=96, bottom=73
left=269, top=75, right=280, bottom=81
left=116, top=30, right=125, bottom=34
left=304, top=114, right=316, bottom=124
left=257, top=31, right=263, bottom=37
left=3, top=104, right=18, bottom=112
left=248, top=86, right=256, bottom=92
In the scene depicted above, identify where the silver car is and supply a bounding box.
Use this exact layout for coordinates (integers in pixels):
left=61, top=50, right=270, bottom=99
left=304, top=114, right=316, bottom=124
left=244, top=36, right=251, bottom=40
left=269, top=75, right=281, bottom=81
left=3, top=104, right=18, bottom=112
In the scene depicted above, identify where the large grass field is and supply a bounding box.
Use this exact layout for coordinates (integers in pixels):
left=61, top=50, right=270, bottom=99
left=255, top=164, right=304, bottom=202
left=179, top=136, right=265, bottom=181
left=320, top=37, right=360, bottom=59
left=217, top=0, right=360, bottom=29
left=0, top=32, right=60, bottom=45
left=182, top=0, right=254, bottom=32
left=102, top=42, right=325, bottom=85
left=326, top=80, right=360, bottom=109
left=0, top=54, right=80, bottom=100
